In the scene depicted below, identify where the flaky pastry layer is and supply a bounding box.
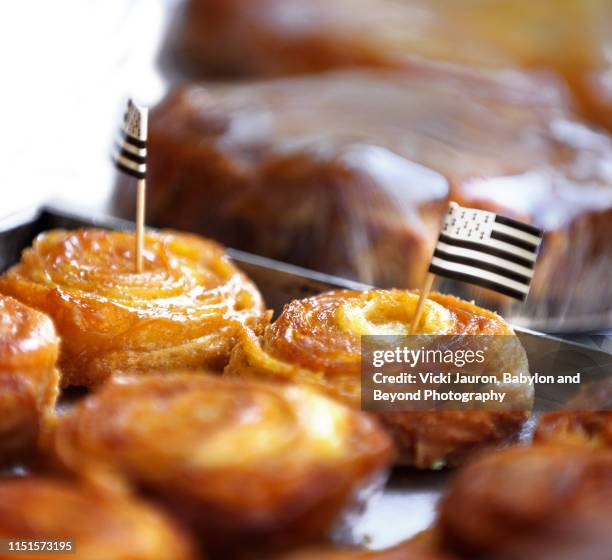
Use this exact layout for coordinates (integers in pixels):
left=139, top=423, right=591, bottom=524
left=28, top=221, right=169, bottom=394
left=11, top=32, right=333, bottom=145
left=0, top=229, right=266, bottom=387
left=226, top=289, right=533, bottom=467
left=52, top=373, right=392, bottom=554
left=0, top=295, right=59, bottom=463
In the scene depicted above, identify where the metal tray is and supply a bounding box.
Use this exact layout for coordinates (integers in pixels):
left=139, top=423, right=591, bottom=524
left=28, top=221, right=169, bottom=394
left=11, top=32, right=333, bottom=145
left=1, top=205, right=611, bottom=549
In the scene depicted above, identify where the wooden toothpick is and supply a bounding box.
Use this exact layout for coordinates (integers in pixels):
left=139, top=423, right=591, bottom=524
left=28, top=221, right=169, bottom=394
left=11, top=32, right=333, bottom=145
left=135, top=178, right=146, bottom=273
left=410, top=272, right=435, bottom=334
left=113, top=98, right=148, bottom=273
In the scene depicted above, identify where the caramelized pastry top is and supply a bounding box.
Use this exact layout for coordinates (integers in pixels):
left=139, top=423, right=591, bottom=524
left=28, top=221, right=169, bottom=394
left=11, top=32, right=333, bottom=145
left=3, top=228, right=262, bottom=326
left=150, top=71, right=568, bottom=185
left=231, top=289, right=516, bottom=405
left=52, top=373, right=392, bottom=554
left=0, top=477, right=195, bottom=560
left=266, top=289, right=511, bottom=369
left=438, top=445, right=612, bottom=559
left=0, top=229, right=266, bottom=386
left=54, top=373, right=391, bottom=490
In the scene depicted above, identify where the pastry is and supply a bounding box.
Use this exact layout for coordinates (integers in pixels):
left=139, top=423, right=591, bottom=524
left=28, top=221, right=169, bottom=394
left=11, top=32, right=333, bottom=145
left=0, top=229, right=266, bottom=387
left=438, top=444, right=612, bottom=560
left=52, top=373, right=393, bottom=555
left=225, top=289, right=533, bottom=468
left=167, top=0, right=612, bottom=130
left=0, top=477, right=195, bottom=560
left=0, top=295, right=59, bottom=464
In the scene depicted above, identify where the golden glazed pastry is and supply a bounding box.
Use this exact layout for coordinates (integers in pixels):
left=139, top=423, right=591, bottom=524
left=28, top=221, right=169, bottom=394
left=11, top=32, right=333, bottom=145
left=0, top=229, right=266, bottom=388
left=534, top=412, right=612, bottom=449
left=52, top=373, right=393, bottom=555
left=438, top=445, right=612, bottom=560
left=0, top=295, right=59, bottom=464
left=225, top=289, right=533, bottom=468
left=0, top=477, right=195, bottom=560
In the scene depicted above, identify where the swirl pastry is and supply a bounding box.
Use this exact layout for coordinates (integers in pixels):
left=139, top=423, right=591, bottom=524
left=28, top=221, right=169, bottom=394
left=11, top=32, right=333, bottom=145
left=0, top=477, right=195, bottom=560
left=0, top=229, right=266, bottom=388
left=225, top=289, right=533, bottom=468
left=438, top=445, right=612, bottom=560
left=52, top=373, right=392, bottom=555
left=0, top=295, right=59, bottom=464
left=534, top=412, right=612, bottom=449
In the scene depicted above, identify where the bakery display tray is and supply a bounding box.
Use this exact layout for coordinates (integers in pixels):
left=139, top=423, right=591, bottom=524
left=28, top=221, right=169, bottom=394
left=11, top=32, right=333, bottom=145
left=1, top=204, right=611, bottom=549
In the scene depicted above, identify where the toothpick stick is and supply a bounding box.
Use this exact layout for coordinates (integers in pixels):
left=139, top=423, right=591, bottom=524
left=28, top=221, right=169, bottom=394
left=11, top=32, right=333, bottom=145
left=135, top=178, right=145, bottom=273
left=113, top=98, right=148, bottom=273
left=410, top=273, right=435, bottom=334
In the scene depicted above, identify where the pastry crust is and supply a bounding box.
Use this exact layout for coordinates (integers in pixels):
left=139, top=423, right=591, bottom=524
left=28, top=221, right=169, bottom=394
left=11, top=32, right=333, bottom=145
left=0, top=477, right=195, bottom=560
left=52, top=373, right=392, bottom=555
left=0, top=229, right=266, bottom=387
left=0, top=295, right=59, bottom=463
left=225, top=289, right=533, bottom=468
left=438, top=445, right=612, bottom=560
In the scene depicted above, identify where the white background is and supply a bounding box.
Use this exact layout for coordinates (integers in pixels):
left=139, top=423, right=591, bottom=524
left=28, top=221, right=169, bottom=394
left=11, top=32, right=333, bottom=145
left=0, top=0, right=174, bottom=218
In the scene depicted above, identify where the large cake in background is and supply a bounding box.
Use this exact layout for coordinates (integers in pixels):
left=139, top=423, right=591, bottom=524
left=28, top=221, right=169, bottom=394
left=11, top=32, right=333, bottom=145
left=112, top=67, right=612, bottom=327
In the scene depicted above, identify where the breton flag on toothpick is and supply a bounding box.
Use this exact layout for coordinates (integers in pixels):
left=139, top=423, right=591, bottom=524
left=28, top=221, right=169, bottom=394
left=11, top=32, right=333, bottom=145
left=429, top=202, right=544, bottom=301
left=112, top=99, right=148, bottom=179
left=112, top=98, right=149, bottom=273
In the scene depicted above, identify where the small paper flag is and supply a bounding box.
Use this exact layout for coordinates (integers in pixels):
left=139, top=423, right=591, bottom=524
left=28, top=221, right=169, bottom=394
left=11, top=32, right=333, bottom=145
left=429, top=202, right=544, bottom=300
left=112, top=99, right=148, bottom=179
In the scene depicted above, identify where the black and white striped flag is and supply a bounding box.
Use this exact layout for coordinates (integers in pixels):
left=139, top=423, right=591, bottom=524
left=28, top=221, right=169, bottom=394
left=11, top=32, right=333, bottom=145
left=429, top=202, right=543, bottom=300
left=112, top=99, right=148, bottom=179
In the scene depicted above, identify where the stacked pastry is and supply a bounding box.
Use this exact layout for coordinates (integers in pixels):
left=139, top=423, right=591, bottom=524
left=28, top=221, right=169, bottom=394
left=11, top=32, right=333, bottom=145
left=2, top=225, right=610, bottom=558
left=0, top=229, right=394, bottom=557
left=122, top=69, right=612, bottom=323
left=0, top=295, right=59, bottom=464
left=226, top=288, right=534, bottom=468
